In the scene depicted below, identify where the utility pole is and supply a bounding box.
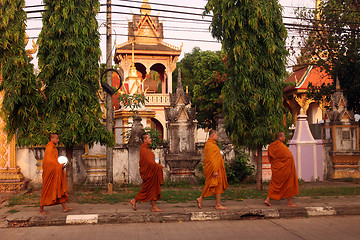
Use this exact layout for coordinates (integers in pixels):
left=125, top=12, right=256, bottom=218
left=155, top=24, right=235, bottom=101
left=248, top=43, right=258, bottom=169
left=106, top=0, right=113, bottom=192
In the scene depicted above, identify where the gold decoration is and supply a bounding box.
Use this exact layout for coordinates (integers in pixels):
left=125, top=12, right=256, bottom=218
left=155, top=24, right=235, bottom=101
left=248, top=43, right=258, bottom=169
left=25, top=33, right=37, bottom=58
left=170, top=56, right=179, bottom=72
left=0, top=91, right=26, bottom=192
left=293, top=94, right=314, bottom=115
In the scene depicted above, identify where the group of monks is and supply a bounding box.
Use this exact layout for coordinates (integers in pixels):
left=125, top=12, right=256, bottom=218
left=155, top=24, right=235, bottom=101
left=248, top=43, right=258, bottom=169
left=39, top=130, right=299, bottom=214
left=130, top=129, right=299, bottom=211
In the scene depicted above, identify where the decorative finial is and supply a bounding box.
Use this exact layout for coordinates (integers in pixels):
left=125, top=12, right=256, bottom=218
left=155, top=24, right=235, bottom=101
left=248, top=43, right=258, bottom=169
left=129, top=42, right=137, bottom=77
left=336, top=76, right=340, bottom=90
left=140, top=0, right=151, bottom=15
left=177, top=67, right=182, bottom=88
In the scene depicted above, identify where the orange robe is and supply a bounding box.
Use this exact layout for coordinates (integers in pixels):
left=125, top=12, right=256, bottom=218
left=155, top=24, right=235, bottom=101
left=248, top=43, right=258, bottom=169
left=267, top=140, right=299, bottom=200
left=40, top=142, right=68, bottom=206
left=201, top=138, right=229, bottom=197
left=135, top=143, right=163, bottom=202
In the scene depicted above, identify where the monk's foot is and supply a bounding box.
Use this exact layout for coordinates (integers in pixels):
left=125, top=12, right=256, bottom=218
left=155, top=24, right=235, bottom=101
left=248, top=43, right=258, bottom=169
left=287, top=203, right=298, bottom=207
left=215, top=205, right=227, bottom=210
left=151, top=206, right=163, bottom=212
left=63, top=207, right=73, bottom=213
left=196, top=198, right=202, bottom=209
left=130, top=199, right=137, bottom=211
left=38, top=209, right=50, bottom=215
left=264, top=200, right=272, bottom=207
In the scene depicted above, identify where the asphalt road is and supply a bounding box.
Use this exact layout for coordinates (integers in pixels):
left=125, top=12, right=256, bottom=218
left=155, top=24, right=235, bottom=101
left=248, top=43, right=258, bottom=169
left=1, top=215, right=359, bottom=240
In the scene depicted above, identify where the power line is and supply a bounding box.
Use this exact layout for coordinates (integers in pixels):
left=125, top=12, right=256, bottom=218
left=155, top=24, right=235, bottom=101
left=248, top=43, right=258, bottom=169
left=24, top=4, right=44, bottom=9
left=106, top=3, right=212, bottom=18
left=25, top=7, right=360, bottom=27
left=109, top=0, right=207, bottom=11
left=22, top=31, right=327, bottom=48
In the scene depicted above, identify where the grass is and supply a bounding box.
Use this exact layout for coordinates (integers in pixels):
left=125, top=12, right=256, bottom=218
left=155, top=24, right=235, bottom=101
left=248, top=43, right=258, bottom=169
left=298, top=186, right=360, bottom=197
left=6, top=209, right=20, bottom=214
left=8, top=193, right=40, bottom=207
left=6, top=184, right=360, bottom=206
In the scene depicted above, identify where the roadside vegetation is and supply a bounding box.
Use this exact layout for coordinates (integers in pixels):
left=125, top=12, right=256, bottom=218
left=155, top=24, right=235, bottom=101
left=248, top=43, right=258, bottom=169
left=5, top=182, right=360, bottom=207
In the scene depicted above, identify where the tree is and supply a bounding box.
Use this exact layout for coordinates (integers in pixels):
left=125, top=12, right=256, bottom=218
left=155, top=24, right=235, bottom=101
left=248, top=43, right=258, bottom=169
left=296, top=0, right=360, bottom=113
left=36, top=0, right=113, bottom=189
left=205, top=0, right=288, bottom=190
left=0, top=0, right=43, bottom=145
left=173, top=47, right=226, bottom=129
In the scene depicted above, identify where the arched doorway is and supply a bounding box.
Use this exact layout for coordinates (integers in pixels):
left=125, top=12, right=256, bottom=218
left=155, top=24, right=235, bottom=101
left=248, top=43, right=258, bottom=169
left=150, top=63, right=166, bottom=93
left=135, top=63, right=146, bottom=79
left=151, top=118, right=164, bottom=139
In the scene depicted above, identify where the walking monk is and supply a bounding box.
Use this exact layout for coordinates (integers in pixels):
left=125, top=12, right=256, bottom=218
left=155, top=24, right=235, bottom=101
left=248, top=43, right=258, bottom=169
left=39, top=133, right=72, bottom=215
left=197, top=129, right=229, bottom=210
left=265, top=132, right=299, bottom=207
left=130, top=133, right=164, bottom=212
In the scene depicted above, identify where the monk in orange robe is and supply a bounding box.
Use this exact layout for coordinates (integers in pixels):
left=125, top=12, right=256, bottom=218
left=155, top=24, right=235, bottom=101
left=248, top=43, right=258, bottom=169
left=265, top=132, right=299, bottom=207
left=197, top=130, right=229, bottom=210
left=130, top=133, right=164, bottom=212
left=39, top=133, right=72, bottom=215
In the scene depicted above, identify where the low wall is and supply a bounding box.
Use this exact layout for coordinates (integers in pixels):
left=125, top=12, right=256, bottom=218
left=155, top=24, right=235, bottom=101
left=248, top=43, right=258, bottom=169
left=15, top=142, right=239, bottom=187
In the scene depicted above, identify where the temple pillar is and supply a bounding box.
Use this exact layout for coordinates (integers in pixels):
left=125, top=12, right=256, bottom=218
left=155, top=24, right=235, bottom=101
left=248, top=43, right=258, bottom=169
left=288, top=115, right=324, bottom=181
left=127, top=114, right=144, bottom=185
left=161, top=74, right=166, bottom=94
left=167, top=70, right=172, bottom=93
left=0, top=92, right=27, bottom=192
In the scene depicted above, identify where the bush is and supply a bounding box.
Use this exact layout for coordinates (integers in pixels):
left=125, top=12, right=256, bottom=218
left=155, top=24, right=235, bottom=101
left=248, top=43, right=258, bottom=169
left=144, top=127, right=167, bottom=148
left=225, top=149, right=254, bottom=184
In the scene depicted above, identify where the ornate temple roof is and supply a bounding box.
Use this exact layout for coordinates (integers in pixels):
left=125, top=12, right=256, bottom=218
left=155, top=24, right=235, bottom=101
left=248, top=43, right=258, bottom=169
left=116, top=42, right=181, bottom=55
left=114, top=0, right=181, bottom=59
left=284, top=65, right=333, bottom=94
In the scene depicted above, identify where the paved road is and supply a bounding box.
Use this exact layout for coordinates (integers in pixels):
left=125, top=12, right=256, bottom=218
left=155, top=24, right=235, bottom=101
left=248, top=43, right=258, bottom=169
left=1, top=215, right=359, bottom=240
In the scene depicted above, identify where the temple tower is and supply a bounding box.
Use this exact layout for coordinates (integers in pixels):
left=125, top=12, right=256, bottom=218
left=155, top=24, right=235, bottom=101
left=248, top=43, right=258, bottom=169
left=322, top=79, right=360, bottom=179
left=113, top=0, right=182, bottom=140
left=164, top=68, right=201, bottom=183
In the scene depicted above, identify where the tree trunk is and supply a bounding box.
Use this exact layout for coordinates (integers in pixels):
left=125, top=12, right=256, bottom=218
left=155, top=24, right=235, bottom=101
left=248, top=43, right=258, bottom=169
left=256, top=146, right=263, bottom=191
left=65, top=146, right=74, bottom=192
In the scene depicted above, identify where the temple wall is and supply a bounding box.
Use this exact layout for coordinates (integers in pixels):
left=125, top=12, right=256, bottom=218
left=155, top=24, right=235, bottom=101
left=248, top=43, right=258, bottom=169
left=14, top=141, right=258, bottom=187
left=16, top=147, right=41, bottom=185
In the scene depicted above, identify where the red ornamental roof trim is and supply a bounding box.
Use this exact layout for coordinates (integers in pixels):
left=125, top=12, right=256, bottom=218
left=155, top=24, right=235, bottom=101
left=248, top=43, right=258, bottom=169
left=296, top=65, right=313, bottom=89
left=284, top=65, right=333, bottom=93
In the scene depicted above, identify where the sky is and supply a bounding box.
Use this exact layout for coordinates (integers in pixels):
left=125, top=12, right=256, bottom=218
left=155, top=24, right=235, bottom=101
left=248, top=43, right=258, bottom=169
left=24, top=0, right=316, bottom=71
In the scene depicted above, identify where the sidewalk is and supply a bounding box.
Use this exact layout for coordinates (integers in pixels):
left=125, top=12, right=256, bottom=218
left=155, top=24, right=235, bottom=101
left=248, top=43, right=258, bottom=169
left=1, top=190, right=360, bottom=228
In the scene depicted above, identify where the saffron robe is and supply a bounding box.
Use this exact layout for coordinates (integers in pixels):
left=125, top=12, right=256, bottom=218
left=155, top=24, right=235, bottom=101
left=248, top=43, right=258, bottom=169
left=201, top=138, right=229, bottom=197
left=134, top=143, right=163, bottom=202
left=40, top=142, right=69, bottom=206
left=267, top=140, right=299, bottom=200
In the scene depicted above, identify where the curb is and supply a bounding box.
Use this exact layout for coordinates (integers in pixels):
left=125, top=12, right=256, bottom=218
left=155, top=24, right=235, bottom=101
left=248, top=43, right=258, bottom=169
left=6, top=205, right=360, bottom=227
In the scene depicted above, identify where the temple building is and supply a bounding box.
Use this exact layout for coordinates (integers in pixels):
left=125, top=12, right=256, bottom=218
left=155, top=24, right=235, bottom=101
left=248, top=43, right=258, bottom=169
left=113, top=0, right=182, bottom=141
left=284, top=65, right=333, bottom=127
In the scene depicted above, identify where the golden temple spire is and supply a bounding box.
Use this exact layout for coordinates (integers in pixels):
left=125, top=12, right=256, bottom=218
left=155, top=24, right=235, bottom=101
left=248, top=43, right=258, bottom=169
left=140, top=0, right=151, bottom=15
left=129, top=42, right=137, bottom=78
left=336, top=76, right=340, bottom=90
left=315, top=0, right=321, bottom=20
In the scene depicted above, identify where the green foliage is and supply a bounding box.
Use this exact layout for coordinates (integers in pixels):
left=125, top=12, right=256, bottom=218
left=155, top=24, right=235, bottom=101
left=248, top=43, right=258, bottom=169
left=306, top=82, right=336, bottom=110
left=173, top=47, right=226, bottom=129
left=118, top=93, right=147, bottom=112
left=0, top=0, right=44, bottom=144
left=144, top=127, right=166, bottom=148
left=6, top=209, right=20, bottom=214
left=205, top=0, right=288, bottom=149
left=225, top=150, right=254, bottom=184
left=296, top=0, right=360, bottom=113
left=36, top=0, right=113, bottom=147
